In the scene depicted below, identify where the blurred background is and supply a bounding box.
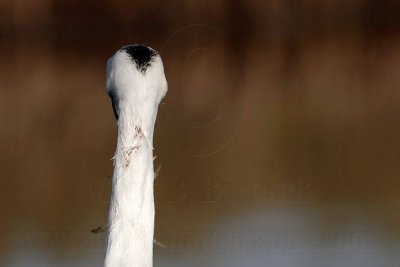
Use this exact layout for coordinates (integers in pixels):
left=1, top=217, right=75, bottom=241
left=1, top=0, right=400, bottom=266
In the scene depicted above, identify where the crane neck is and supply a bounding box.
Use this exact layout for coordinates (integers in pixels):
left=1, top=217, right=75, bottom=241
left=104, top=104, right=157, bottom=267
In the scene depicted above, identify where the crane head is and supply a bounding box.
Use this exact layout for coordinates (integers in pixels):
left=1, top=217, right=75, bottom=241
left=105, top=44, right=168, bottom=120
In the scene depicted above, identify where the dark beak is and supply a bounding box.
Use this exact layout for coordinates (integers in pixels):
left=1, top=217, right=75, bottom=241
left=108, top=91, right=119, bottom=120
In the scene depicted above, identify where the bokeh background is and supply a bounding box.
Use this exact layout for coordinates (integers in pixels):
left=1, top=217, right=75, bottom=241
left=1, top=1, right=400, bottom=266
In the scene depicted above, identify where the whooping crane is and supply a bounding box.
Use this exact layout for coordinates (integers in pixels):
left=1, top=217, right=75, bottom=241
left=104, top=44, right=167, bottom=267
